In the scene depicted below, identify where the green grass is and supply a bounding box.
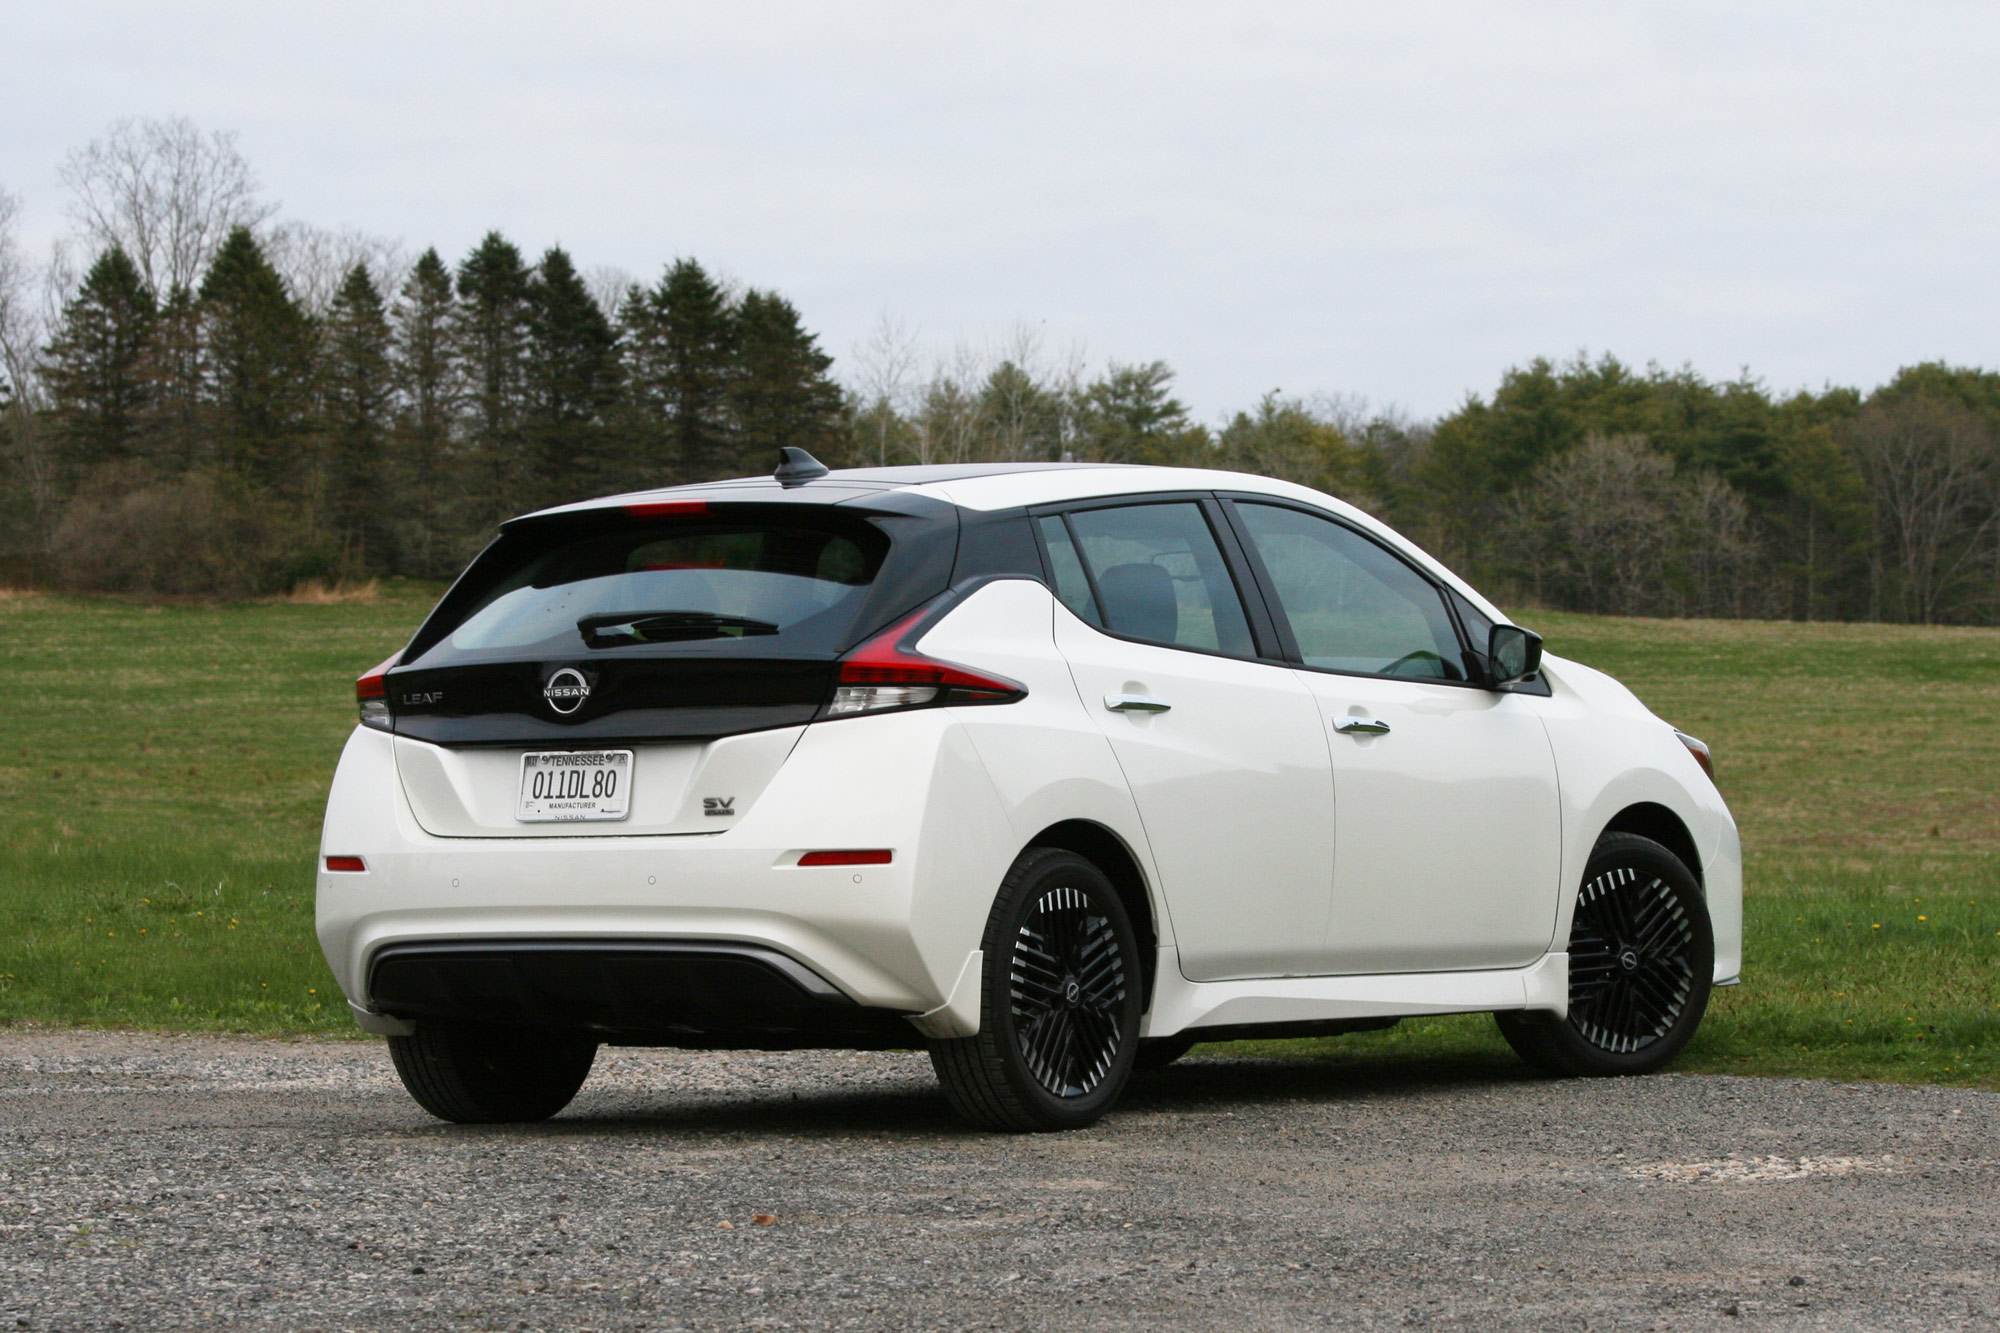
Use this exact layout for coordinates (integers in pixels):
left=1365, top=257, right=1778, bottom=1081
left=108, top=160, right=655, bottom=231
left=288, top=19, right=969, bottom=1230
left=3, top=591, right=1998, bottom=1089
left=0, top=583, right=439, bottom=1034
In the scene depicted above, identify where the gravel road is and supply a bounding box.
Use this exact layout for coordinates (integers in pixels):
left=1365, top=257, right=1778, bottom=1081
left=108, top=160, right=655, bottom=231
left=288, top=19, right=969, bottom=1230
left=2, top=1030, right=1996, bottom=1331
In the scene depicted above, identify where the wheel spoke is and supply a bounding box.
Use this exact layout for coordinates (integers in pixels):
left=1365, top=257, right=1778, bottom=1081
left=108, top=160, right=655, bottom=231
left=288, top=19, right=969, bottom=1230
left=1563, top=863, right=1700, bottom=1053
left=1009, top=884, right=1127, bottom=1098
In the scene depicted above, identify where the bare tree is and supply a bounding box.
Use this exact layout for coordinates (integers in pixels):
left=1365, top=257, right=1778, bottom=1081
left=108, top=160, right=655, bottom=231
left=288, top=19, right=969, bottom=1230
left=0, top=187, right=37, bottom=397
left=979, top=320, right=1069, bottom=462
left=584, top=265, right=638, bottom=324
left=265, top=221, right=407, bottom=317
left=0, top=187, right=60, bottom=553
left=914, top=342, right=991, bottom=465
left=1841, top=395, right=1999, bottom=623
left=58, top=116, right=275, bottom=296
left=1524, top=435, right=1680, bottom=615
left=1676, top=470, right=1757, bottom=617
left=849, top=310, right=919, bottom=465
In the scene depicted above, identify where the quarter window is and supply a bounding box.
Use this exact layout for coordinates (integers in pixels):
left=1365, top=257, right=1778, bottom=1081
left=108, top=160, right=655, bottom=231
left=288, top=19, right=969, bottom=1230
left=1037, top=515, right=1102, bottom=627
left=1234, top=503, right=1466, bottom=680
left=1060, top=502, right=1255, bottom=656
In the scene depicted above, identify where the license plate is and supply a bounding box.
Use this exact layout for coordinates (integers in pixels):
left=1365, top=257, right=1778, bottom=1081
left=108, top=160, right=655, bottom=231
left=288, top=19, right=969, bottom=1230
left=516, top=750, right=632, bottom=822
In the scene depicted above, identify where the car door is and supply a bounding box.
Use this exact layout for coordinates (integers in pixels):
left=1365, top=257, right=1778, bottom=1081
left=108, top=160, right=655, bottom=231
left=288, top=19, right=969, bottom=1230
left=1039, top=498, right=1337, bottom=982
left=1223, top=498, right=1563, bottom=975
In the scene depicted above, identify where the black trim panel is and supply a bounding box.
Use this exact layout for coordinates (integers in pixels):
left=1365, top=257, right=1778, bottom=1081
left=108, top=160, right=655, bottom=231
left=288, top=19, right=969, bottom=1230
left=366, top=940, right=919, bottom=1049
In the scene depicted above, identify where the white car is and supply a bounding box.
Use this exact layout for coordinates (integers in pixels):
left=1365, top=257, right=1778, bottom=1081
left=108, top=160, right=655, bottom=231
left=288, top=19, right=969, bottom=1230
left=317, top=452, right=1740, bottom=1131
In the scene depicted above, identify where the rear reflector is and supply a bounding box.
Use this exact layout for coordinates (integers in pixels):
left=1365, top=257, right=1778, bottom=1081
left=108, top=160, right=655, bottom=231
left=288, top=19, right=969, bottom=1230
left=623, top=499, right=710, bottom=518
left=798, top=850, right=893, bottom=867
left=324, top=855, right=367, bottom=873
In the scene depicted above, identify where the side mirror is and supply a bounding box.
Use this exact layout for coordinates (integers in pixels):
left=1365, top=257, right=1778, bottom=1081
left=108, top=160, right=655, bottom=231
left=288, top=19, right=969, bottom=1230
left=1487, top=624, right=1543, bottom=687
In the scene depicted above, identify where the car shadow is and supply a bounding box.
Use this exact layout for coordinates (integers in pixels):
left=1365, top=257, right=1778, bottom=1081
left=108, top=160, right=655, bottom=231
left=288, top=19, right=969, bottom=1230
left=481, top=1048, right=1544, bottom=1142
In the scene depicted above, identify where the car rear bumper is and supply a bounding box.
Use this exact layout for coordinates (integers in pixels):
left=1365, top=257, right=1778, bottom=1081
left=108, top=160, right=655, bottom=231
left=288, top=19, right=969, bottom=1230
left=316, top=721, right=1011, bottom=1042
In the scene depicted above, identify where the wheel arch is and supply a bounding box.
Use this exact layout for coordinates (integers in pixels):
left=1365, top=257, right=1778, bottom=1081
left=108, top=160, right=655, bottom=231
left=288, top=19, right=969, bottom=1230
left=1600, top=801, right=1703, bottom=888
left=1025, top=819, right=1159, bottom=1005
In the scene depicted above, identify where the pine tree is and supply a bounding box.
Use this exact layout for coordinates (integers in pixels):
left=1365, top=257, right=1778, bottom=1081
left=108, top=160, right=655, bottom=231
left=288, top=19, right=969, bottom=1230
left=391, top=249, right=460, bottom=576
left=41, top=246, right=156, bottom=489
left=321, top=263, right=393, bottom=572
left=1074, top=361, right=1194, bottom=464
left=623, top=259, right=736, bottom=484
left=199, top=226, right=312, bottom=487
left=141, top=285, right=204, bottom=473
left=454, top=231, right=532, bottom=522
left=525, top=246, right=618, bottom=505
left=730, top=288, right=843, bottom=472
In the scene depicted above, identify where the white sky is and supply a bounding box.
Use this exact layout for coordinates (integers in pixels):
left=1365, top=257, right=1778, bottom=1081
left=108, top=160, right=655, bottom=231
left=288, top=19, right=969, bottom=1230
left=5, top=2, right=1997, bottom=422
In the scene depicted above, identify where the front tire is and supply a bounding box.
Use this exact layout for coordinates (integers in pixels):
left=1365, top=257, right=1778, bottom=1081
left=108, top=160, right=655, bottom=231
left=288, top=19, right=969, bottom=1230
left=1497, top=832, right=1713, bottom=1077
left=929, top=848, right=1143, bottom=1131
left=388, top=1023, right=597, bottom=1123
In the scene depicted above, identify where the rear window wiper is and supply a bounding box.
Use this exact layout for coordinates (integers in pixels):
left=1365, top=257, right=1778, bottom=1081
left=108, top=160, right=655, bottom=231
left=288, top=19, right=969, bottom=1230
left=578, top=610, right=781, bottom=646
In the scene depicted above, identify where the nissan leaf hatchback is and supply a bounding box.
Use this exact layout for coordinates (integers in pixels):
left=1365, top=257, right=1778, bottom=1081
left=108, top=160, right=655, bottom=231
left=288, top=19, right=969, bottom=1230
left=317, top=452, right=1740, bottom=1131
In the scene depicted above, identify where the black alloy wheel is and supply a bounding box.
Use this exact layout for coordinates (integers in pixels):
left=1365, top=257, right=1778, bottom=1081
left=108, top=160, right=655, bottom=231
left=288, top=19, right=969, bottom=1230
left=1496, top=832, right=1714, bottom=1077
left=930, top=848, right=1143, bottom=1131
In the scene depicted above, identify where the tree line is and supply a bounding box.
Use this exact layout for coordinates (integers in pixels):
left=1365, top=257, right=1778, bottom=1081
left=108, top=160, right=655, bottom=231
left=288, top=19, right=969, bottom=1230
left=3, top=117, right=1997, bottom=623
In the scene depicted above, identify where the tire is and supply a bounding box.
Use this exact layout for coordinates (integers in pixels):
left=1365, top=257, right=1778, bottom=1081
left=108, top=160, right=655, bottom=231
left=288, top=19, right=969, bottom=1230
left=1133, top=1033, right=1200, bottom=1072
left=929, top=848, right=1144, bottom=1131
left=387, top=1023, right=598, bottom=1123
left=1496, top=832, right=1714, bottom=1077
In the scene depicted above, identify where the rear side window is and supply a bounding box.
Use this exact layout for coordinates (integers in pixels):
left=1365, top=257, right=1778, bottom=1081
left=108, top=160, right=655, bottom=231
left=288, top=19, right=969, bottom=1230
left=1058, top=502, right=1255, bottom=657
left=407, top=515, right=891, bottom=667
left=1233, top=502, right=1465, bottom=681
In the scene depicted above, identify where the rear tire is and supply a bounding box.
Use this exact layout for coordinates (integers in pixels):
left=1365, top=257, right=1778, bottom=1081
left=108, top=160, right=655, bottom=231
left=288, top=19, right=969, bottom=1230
left=929, top=848, right=1143, bottom=1131
left=388, top=1023, right=597, bottom=1123
left=1497, top=832, right=1713, bottom=1077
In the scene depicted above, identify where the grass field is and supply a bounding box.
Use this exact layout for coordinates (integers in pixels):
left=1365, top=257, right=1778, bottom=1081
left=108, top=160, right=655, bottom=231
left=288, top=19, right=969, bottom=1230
left=2, top=589, right=1997, bottom=1088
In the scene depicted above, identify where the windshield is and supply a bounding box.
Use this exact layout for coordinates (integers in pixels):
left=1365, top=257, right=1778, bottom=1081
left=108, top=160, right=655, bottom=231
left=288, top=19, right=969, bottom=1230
left=407, top=516, right=891, bottom=667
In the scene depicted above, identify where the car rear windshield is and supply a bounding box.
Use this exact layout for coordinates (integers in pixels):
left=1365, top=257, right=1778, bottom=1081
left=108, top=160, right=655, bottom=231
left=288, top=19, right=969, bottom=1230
left=403, top=512, right=893, bottom=668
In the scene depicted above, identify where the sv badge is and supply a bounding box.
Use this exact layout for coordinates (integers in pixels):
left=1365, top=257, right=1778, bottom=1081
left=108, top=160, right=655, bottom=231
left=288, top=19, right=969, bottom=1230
left=702, top=797, right=736, bottom=818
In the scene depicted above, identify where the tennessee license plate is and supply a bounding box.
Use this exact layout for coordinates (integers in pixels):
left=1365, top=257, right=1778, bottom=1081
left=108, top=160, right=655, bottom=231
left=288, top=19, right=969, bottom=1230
left=516, top=750, right=632, bottom=822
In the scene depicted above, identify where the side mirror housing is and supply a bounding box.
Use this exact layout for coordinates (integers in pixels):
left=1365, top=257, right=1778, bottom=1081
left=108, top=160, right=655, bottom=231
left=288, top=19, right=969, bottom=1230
left=1487, top=624, right=1543, bottom=687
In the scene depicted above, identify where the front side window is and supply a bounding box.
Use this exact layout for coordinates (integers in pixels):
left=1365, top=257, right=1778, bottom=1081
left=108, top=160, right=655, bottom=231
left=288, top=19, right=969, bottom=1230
left=1233, top=502, right=1466, bottom=680
left=1058, top=502, right=1255, bottom=656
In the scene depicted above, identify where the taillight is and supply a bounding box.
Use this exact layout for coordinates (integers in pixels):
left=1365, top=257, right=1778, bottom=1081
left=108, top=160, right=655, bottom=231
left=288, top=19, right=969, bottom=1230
left=822, top=608, right=1027, bottom=719
left=1675, top=730, right=1716, bottom=783
left=356, top=653, right=399, bottom=731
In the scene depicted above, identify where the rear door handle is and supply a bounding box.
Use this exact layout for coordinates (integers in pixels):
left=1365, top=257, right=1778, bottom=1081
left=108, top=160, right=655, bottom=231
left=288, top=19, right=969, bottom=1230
left=1335, top=716, right=1391, bottom=735
left=1105, top=693, right=1172, bottom=713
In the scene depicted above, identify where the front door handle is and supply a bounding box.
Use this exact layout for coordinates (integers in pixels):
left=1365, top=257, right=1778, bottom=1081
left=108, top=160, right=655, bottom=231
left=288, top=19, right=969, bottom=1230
left=1105, top=693, right=1171, bottom=713
left=1335, top=716, right=1391, bottom=735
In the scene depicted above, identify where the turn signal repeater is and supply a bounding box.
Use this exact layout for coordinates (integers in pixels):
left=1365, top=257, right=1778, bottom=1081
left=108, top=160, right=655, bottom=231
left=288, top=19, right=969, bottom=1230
left=821, top=607, right=1026, bottom=718
left=1675, top=730, right=1716, bottom=784
left=356, top=653, right=400, bottom=731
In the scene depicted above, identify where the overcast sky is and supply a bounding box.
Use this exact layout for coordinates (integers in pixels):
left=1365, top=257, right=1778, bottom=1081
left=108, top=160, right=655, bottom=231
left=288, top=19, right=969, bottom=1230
left=5, top=2, right=1997, bottom=422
